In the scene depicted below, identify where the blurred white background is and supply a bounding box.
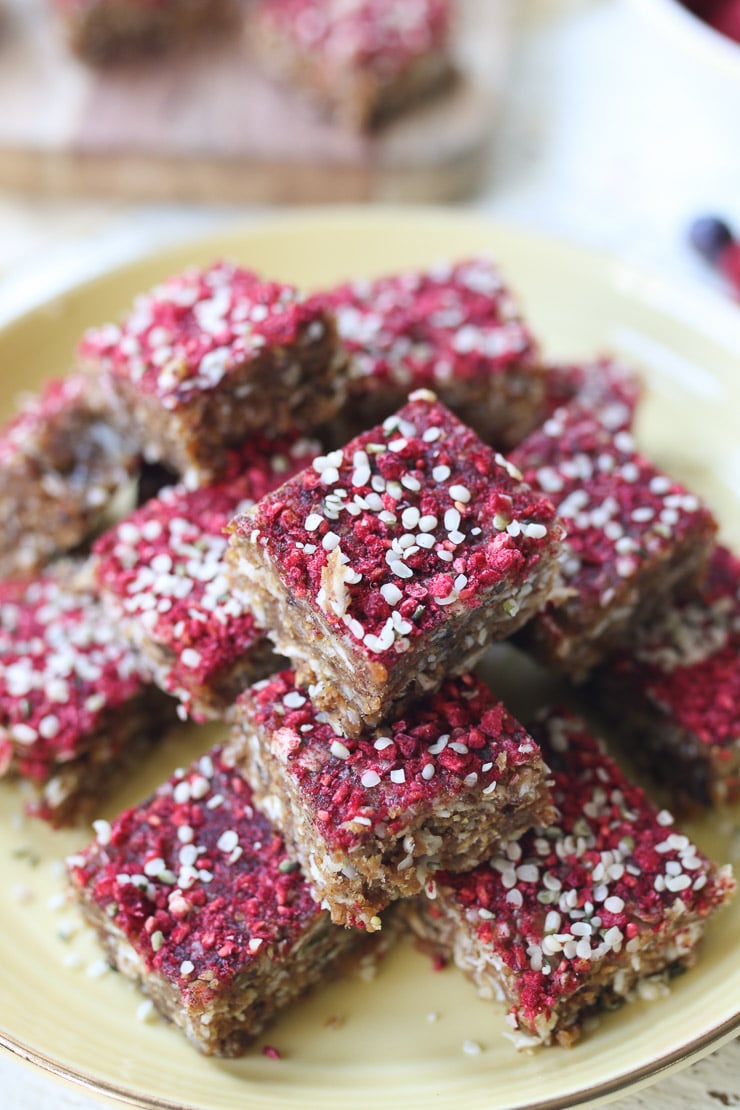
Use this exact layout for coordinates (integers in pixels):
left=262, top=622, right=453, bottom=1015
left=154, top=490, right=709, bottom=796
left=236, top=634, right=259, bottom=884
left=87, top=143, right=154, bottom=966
left=2, top=0, right=740, bottom=317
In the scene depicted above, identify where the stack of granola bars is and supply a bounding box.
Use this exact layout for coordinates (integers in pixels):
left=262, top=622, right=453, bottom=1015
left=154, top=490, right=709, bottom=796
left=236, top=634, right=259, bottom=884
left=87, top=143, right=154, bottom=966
left=0, top=253, right=735, bottom=1056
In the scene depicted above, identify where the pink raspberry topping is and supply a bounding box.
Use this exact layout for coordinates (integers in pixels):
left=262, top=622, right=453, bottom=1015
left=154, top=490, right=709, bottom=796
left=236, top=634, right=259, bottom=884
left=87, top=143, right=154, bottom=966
left=239, top=669, right=544, bottom=851
left=232, top=392, right=560, bottom=667
left=79, top=261, right=326, bottom=408
left=67, top=748, right=321, bottom=993
left=432, top=710, right=734, bottom=1032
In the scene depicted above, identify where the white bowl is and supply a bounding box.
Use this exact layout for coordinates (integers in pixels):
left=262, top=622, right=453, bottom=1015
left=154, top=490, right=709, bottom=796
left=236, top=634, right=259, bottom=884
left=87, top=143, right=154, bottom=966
left=629, top=0, right=740, bottom=209
left=632, top=0, right=740, bottom=86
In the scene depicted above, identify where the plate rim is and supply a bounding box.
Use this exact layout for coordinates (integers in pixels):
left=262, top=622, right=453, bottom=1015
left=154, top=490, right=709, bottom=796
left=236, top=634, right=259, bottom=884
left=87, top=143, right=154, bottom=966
left=3, top=1014, right=739, bottom=1110
left=0, top=206, right=738, bottom=1110
left=3, top=204, right=740, bottom=346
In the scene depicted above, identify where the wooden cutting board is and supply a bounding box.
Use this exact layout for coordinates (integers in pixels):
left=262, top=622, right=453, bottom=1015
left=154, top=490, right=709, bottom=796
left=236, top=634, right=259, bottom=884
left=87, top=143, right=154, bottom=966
left=0, top=0, right=508, bottom=203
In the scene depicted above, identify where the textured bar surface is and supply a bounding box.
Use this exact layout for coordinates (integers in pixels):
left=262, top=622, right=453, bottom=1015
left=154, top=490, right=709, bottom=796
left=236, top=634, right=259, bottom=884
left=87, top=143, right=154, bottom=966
left=511, top=405, right=717, bottom=679
left=228, top=391, right=563, bottom=733
left=93, top=435, right=318, bottom=719
left=405, top=709, right=735, bottom=1047
left=67, top=746, right=361, bottom=1055
left=79, top=260, right=346, bottom=485
left=230, top=669, right=555, bottom=929
left=592, top=544, right=740, bottom=807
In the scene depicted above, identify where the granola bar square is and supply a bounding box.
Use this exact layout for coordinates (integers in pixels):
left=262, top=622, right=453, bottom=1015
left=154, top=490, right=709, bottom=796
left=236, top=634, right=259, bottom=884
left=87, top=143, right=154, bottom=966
left=510, top=404, right=717, bottom=679
left=0, top=563, right=172, bottom=825
left=591, top=544, right=740, bottom=807
left=79, top=260, right=347, bottom=487
left=245, top=0, right=455, bottom=129
left=405, top=709, right=735, bottom=1047
left=541, top=355, right=642, bottom=432
left=0, top=374, right=138, bottom=578
left=227, top=390, right=563, bottom=734
left=319, top=258, right=545, bottom=448
left=54, top=0, right=238, bottom=64
left=229, top=669, right=555, bottom=930
left=93, top=435, right=319, bottom=720
left=67, top=746, right=362, bottom=1055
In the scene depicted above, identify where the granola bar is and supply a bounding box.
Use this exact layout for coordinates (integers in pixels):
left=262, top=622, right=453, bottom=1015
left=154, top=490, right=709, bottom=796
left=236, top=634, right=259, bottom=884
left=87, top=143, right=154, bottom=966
left=542, top=355, right=642, bottom=432
left=0, top=374, right=138, bottom=579
left=405, top=709, right=735, bottom=1047
left=54, top=0, right=238, bottom=64
left=510, top=404, right=717, bottom=680
left=78, top=260, right=347, bottom=487
left=93, top=435, right=319, bottom=721
left=319, top=258, right=545, bottom=449
left=0, top=563, right=172, bottom=826
left=591, top=544, right=740, bottom=807
left=227, top=390, right=563, bottom=734
left=67, top=746, right=362, bottom=1055
left=245, top=0, right=455, bottom=130
left=228, top=670, right=555, bottom=930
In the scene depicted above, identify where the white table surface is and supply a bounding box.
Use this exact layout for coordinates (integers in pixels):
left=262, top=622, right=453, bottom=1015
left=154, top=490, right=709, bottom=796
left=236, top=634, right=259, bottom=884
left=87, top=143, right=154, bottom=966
left=1, top=1, right=738, bottom=1107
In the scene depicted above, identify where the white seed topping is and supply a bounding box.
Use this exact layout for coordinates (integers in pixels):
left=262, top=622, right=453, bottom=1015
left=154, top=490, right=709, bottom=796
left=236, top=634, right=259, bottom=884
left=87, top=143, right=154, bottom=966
left=93, top=819, right=112, bottom=845
left=322, top=531, right=340, bottom=551
left=449, top=484, right=471, bottom=503
left=380, top=583, right=403, bottom=606
left=217, top=830, right=239, bottom=853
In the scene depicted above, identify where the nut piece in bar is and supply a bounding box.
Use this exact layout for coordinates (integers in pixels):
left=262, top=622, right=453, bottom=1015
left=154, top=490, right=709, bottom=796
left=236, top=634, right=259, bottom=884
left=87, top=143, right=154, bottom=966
left=0, top=563, right=173, bottom=826
left=93, top=435, right=319, bottom=721
left=245, top=0, right=455, bottom=130
left=405, top=709, right=735, bottom=1048
left=78, top=260, right=347, bottom=487
left=67, top=746, right=363, bottom=1056
left=229, top=669, right=556, bottom=931
left=227, top=390, right=563, bottom=735
left=319, top=258, right=545, bottom=449
left=53, top=0, right=239, bottom=65
left=0, top=374, right=138, bottom=579
left=591, top=543, right=740, bottom=808
left=510, top=404, right=717, bottom=680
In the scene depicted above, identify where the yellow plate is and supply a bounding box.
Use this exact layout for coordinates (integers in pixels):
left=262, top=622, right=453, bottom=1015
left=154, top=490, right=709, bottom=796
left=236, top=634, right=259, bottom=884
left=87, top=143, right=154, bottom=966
left=0, top=210, right=738, bottom=1110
